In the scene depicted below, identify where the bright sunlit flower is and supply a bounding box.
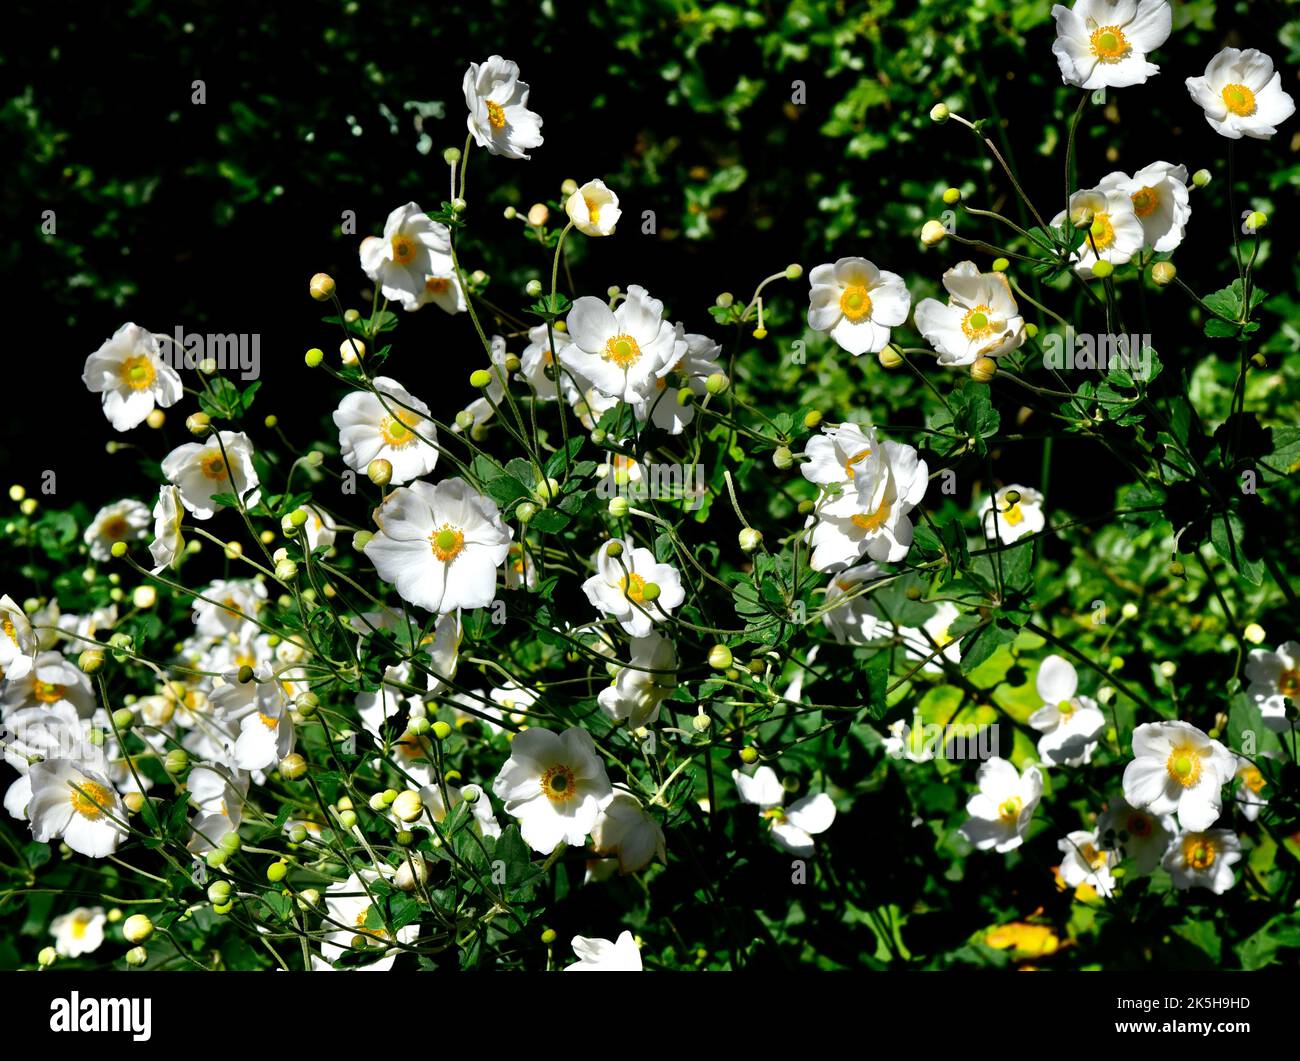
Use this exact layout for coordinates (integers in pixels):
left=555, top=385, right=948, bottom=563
left=807, top=257, right=911, bottom=356
left=1122, top=721, right=1234, bottom=831
left=492, top=726, right=612, bottom=854
left=313, top=870, right=420, bottom=971
left=960, top=757, right=1043, bottom=853
left=566, top=179, right=621, bottom=237
left=978, top=485, right=1045, bottom=544
left=148, top=485, right=185, bottom=574
left=464, top=55, right=543, bottom=159
left=897, top=601, right=962, bottom=674
left=519, top=324, right=574, bottom=401
left=366, top=478, right=512, bottom=614
left=1097, top=797, right=1175, bottom=874
left=162, top=431, right=261, bottom=520
left=333, top=377, right=439, bottom=485
left=566, top=930, right=642, bottom=971
left=1244, top=639, right=1300, bottom=732
left=360, top=202, right=458, bottom=312
left=1097, top=162, right=1191, bottom=253
left=597, top=633, right=677, bottom=729
left=914, top=262, right=1027, bottom=366
left=27, top=758, right=127, bottom=858
left=50, top=906, right=107, bottom=958
left=1163, top=829, right=1241, bottom=893
left=1051, top=0, right=1172, bottom=90
left=0, top=594, right=38, bottom=682
left=1186, top=48, right=1296, bottom=140
left=820, top=563, right=886, bottom=645
left=641, top=328, right=723, bottom=435
left=1028, top=655, right=1106, bottom=766
left=84, top=499, right=151, bottom=562
left=1053, top=186, right=1144, bottom=278
left=1057, top=829, right=1119, bottom=897
left=185, top=764, right=247, bottom=854
left=1, top=650, right=97, bottom=720
left=581, top=539, right=685, bottom=637
left=82, top=323, right=182, bottom=432
left=591, top=793, right=666, bottom=874
left=1233, top=754, right=1270, bottom=823
left=564, top=285, right=685, bottom=405
left=732, top=765, right=836, bottom=856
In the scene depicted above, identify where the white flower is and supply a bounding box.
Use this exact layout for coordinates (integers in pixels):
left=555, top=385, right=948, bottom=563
left=161, top=431, right=261, bottom=520
left=463, top=55, right=544, bottom=160
left=519, top=324, right=573, bottom=401
left=806, top=431, right=928, bottom=569
left=185, top=765, right=247, bottom=854
left=359, top=203, right=458, bottom=312
left=231, top=677, right=295, bottom=773
left=732, top=765, right=836, bottom=856
left=81, top=323, right=182, bottom=431
left=882, top=715, right=937, bottom=763
left=1057, top=829, right=1119, bottom=896
left=1097, top=162, right=1191, bottom=253
left=1163, top=829, right=1241, bottom=893
left=897, top=601, right=962, bottom=674
left=1027, top=655, right=1106, bottom=766
left=148, top=486, right=185, bottom=574
left=300, top=506, right=338, bottom=553
left=193, top=578, right=267, bottom=639
left=566, top=930, right=642, bottom=971
left=422, top=610, right=463, bottom=694
left=0, top=594, right=38, bottom=682
left=1233, top=756, right=1271, bottom=823
left=365, top=478, right=512, bottom=614
left=1052, top=187, right=1144, bottom=278
left=27, top=759, right=127, bottom=858
left=2, top=701, right=83, bottom=776
left=591, top=793, right=666, bottom=874
left=1244, top=640, right=1299, bottom=732
left=1186, top=48, right=1296, bottom=140
left=313, top=871, right=420, bottom=971
left=50, top=907, right=107, bottom=958
left=563, top=285, right=684, bottom=405
left=1097, top=797, right=1175, bottom=874
left=83, top=499, right=151, bottom=562
left=505, top=542, right=538, bottom=591
left=821, top=563, right=887, bottom=645
left=978, top=485, right=1045, bottom=544
left=914, top=262, right=1027, bottom=366
left=807, top=257, right=910, bottom=356
left=1051, top=0, right=1172, bottom=90
left=640, top=328, right=723, bottom=435
left=488, top=682, right=539, bottom=726
left=333, top=377, right=439, bottom=485
left=492, top=726, right=612, bottom=854
left=959, top=757, right=1043, bottom=853
left=356, top=663, right=420, bottom=740
left=566, top=179, right=620, bottom=237
left=1, top=650, right=97, bottom=721
left=597, top=633, right=677, bottom=729
left=581, top=539, right=685, bottom=638
left=1121, top=721, right=1234, bottom=831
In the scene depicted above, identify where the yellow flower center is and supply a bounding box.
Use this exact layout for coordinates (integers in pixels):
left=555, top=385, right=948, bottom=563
left=258, top=711, right=279, bottom=730
left=425, top=276, right=451, bottom=295
left=1166, top=745, right=1203, bottom=788
left=1078, top=842, right=1109, bottom=870
left=602, top=333, right=642, bottom=368
left=850, top=499, right=892, bottom=533
left=1089, top=25, right=1129, bottom=62
left=430, top=525, right=465, bottom=563
left=842, top=448, right=871, bottom=480
left=585, top=197, right=601, bottom=224
left=199, top=451, right=229, bottom=481
left=485, top=100, right=506, bottom=129
left=353, top=905, right=391, bottom=941
left=997, top=796, right=1023, bottom=824
left=121, top=355, right=157, bottom=392
left=620, top=573, right=647, bottom=603
left=540, top=764, right=578, bottom=804
left=101, top=514, right=130, bottom=540
left=1221, top=83, right=1256, bottom=117
left=33, top=680, right=67, bottom=703
left=1131, top=186, right=1159, bottom=218
left=1183, top=836, right=1216, bottom=871
left=69, top=780, right=113, bottom=820
left=71, top=914, right=90, bottom=939
left=839, top=285, right=873, bottom=323
left=1000, top=501, right=1024, bottom=526
left=390, top=233, right=417, bottom=265
left=1278, top=667, right=1299, bottom=699
left=379, top=409, right=423, bottom=448
left=1057, top=698, right=1076, bottom=718
left=1238, top=765, right=1266, bottom=794
left=961, top=304, right=994, bottom=340
left=1088, top=212, right=1116, bottom=252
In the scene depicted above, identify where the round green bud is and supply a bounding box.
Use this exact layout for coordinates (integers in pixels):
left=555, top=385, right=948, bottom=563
left=392, top=790, right=424, bottom=823
left=677, top=386, right=695, bottom=406
left=123, top=914, right=154, bottom=944
left=1025, top=322, right=1039, bottom=339
left=443, top=146, right=462, bottom=165
left=803, top=410, right=823, bottom=429
left=878, top=345, right=904, bottom=369
left=785, top=263, right=803, bottom=281
left=739, top=746, right=759, bottom=764
left=930, top=103, right=950, bottom=122
left=705, top=372, right=729, bottom=395
left=772, top=446, right=794, bottom=470
left=525, top=279, right=543, bottom=297
left=608, top=496, right=630, bottom=518
left=432, top=720, right=453, bottom=741
left=739, top=527, right=763, bottom=553
left=279, top=753, right=307, bottom=780
left=640, top=581, right=661, bottom=602
left=304, top=347, right=324, bottom=368
left=541, top=928, right=558, bottom=945
left=38, top=946, right=57, bottom=968
left=289, top=824, right=308, bottom=844
left=309, top=273, right=336, bottom=301
left=605, top=540, right=624, bottom=558
left=992, top=257, right=1010, bottom=272
left=409, top=716, right=430, bottom=735
left=1192, top=169, right=1211, bottom=188
left=266, top=861, right=288, bottom=884
left=797, top=499, right=815, bottom=516
left=470, top=369, right=492, bottom=389
left=164, top=749, right=189, bottom=775
left=715, top=292, right=734, bottom=308
left=1245, top=211, right=1268, bottom=232
left=396, top=830, right=416, bottom=847
left=1091, top=259, right=1114, bottom=279
left=110, top=541, right=128, bottom=559
left=111, top=708, right=135, bottom=732
left=367, top=458, right=393, bottom=486
left=503, top=205, right=517, bottom=220
left=709, top=644, right=733, bottom=671
left=451, top=197, right=468, bottom=214
left=219, top=831, right=242, bottom=853
left=78, top=649, right=105, bottom=674
left=352, top=530, right=373, bottom=551
left=125, top=946, right=148, bottom=967
left=921, top=220, right=947, bottom=246
left=337, top=809, right=358, bottom=829
left=942, top=187, right=962, bottom=205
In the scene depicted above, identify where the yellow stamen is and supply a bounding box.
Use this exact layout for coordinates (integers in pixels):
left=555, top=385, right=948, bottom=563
left=839, top=285, right=873, bottom=323
left=1088, top=212, right=1116, bottom=252
left=121, top=355, right=157, bottom=392
left=602, top=333, right=642, bottom=368
left=1221, top=83, right=1256, bottom=117
left=850, top=499, right=892, bottom=533
left=430, top=525, right=465, bottom=563
left=1166, top=745, right=1203, bottom=787
left=1131, top=186, right=1159, bottom=218
left=997, top=796, right=1023, bottom=824
left=1089, top=25, right=1129, bottom=62
left=540, top=763, right=577, bottom=804
left=961, top=304, right=994, bottom=340
left=69, top=780, right=113, bottom=820
left=199, top=451, right=229, bottom=481
left=391, top=233, right=417, bottom=265
left=620, top=573, right=647, bottom=603
left=842, top=448, right=871, bottom=480
left=379, top=409, right=423, bottom=448
left=1183, top=836, right=1216, bottom=871
left=485, top=100, right=506, bottom=129
left=33, top=680, right=67, bottom=703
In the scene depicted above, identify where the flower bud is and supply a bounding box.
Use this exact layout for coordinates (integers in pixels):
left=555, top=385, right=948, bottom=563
left=275, top=558, right=299, bottom=582
left=608, top=496, right=629, bottom=518
left=739, top=746, right=759, bottom=764
left=123, top=914, right=154, bottom=944
left=715, top=292, right=734, bottom=308
left=738, top=528, right=763, bottom=553
left=367, top=459, right=393, bottom=486
left=785, top=263, right=803, bottom=281
left=878, top=345, right=904, bottom=369
left=339, top=338, right=365, bottom=365
left=772, top=446, right=794, bottom=470
left=1242, top=210, right=1268, bottom=235
left=1151, top=261, right=1176, bottom=286
left=1121, top=602, right=1139, bottom=620
left=352, top=530, right=373, bottom=551
left=708, top=644, right=733, bottom=671
left=451, top=197, right=468, bottom=214
left=1091, top=259, right=1114, bottom=279
left=38, top=946, right=57, bottom=967
left=111, top=708, right=135, bottom=732
left=705, top=372, right=729, bottom=395
left=930, top=103, right=950, bottom=122
left=304, top=347, right=324, bottom=367
left=443, top=146, right=462, bottom=165
left=78, top=649, right=105, bottom=674
left=392, top=790, right=424, bottom=823
left=266, top=860, right=288, bottom=883
left=146, top=409, right=166, bottom=429
left=605, top=540, right=624, bottom=558
left=803, top=410, right=823, bottom=429
left=516, top=501, right=538, bottom=524
left=309, top=273, right=336, bottom=301
left=640, top=582, right=661, bottom=602
left=207, top=881, right=231, bottom=905
left=527, top=203, right=549, bottom=227
left=525, top=279, right=543, bottom=297
left=1192, top=169, right=1211, bottom=188
left=470, top=369, right=492, bottom=389
left=503, top=205, right=517, bottom=220
left=164, top=748, right=189, bottom=775
left=942, top=187, right=962, bottom=205
left=396, top=855, right=430, bottom=892
left=125, top=946, right=148, bottom=967
left=280, top=753, right=307, bottom=780
left=921, top=220, right=947, bottom=246
left=1243, top=622, right=1266, bottom=645
left=970, top=357, right=998, bottom=382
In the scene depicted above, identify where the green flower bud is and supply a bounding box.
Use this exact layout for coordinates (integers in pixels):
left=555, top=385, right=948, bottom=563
left=266, top=860, right=288, bottom=884
left=111, top=708, right=135, bottom=732
left=470, top=369, right=492, bottom=389
left=772, top=446, right=794, bottom=470
left=78, top=649, right=105, bottom=674
left=280, top=753, right=307, bottom=780
left=739, top=746, right=759, bottom=764
left=608, top=496, right=630, bottom=518
left=705, top=372, right=729, bottom=395
left=525, top=279, right=543, bottom=297
left=1151, top=261, right=1176, bottom=286
left=942, top=187, right=961, bottom=205
left=739, top=527, right=763, bottom=553
left=1091, top=260, right=1114, bottom=279
left=123, top=914, right=154, bottom=944
left=1192, top=169, right=1211, bottom=188
left=304, top=347, right=324, bottom=368
left=432, top=720, right=452, bottom=741
left=930, top=103, right=950, bottom=122
left=516, top=501, right=538, bottom=524
left=164, top=748, right=189, bottom=776
left=708, top=644, right=733, bottom=670
left=125, top=946, right=148, bottom=967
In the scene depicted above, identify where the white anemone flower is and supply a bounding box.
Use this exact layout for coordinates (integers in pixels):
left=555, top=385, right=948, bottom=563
left=1, top=650, right=97, bottom=721
left=1163, top=829, right=1241, bottom=893
left=27, top=759, right=127, bottom=858
left=1052, top=187, right=1144, bottom=278
left=463, top=55, right=544, bottom=160
left=581, top=539, right=685, bottom=638
left=185, top=764, right=248, bottom=854
left=641, top=328, right=723, bottom=435
left=149, top=485, right=185, bottom=574
left=0, top=594, right=38, bottom=682
left=807, top=257, right=910, bottom=356
left=82, top=323, right=182, bottom=431
left=1186, top=48, right=1296, bottom=141
left=1121, top=721, right=1235, bottom=831
left=1244, top=640, right=1299, bottom=732
left=84, top=499, right=151, bottom=562
left=914, top=262, right=1027, bottom=366
left=732, top=765, right=836, bottom=856
left=1097, top=162, right=1190, bottom=253
left=1027, top=655, right=1106, bottom=766
left=566, top=179, right=621, bottom=237
left=597, top=633, right=677, bottom=729
left=333, top=376, right=439, bottom=485
left=519, top=323, right=573, bottom=401
left=1233, top=755, right=1270, bottom=823
left=978, top=485, right=1046, bottom=544
left=821, top=563, right=887, bottom=645
left=897, top=601, right=962, bottom=674
left=161, top=431, right=261, bottom=520
left=1058, top=829, right=1119, bottom=896
left=1097, top=797, right=1175, bottom=874
left=313, top=871, right=420, bottom=971
left=800, top=421, right=881, bottom=489
left=50, top=907, right=108, bottom=958
left=566, top=931, right=642, bottom=971
left=359, top=202, right=457, bottom=312
left=1051, top=0, right=1172, bottom=90
left=365, top=479, right=512, bottom=615
left=563, top=285, right=684, bottom=405
left=492, top=726, right=612, bottom=854
left=590, top=793, right=666, bottom=875
left=959, top=757, right=1043, bottom=853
